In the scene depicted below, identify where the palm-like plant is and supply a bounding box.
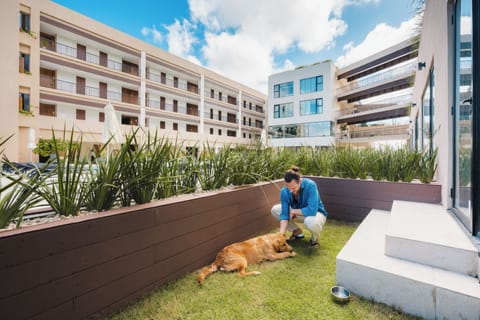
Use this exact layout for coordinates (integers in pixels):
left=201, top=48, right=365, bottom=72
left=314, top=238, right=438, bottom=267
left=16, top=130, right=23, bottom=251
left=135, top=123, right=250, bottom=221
left=36, top=129, right=90, bottom=216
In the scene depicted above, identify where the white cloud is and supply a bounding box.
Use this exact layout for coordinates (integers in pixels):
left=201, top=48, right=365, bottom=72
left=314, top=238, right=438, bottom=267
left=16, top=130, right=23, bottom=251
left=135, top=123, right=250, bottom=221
left=336, top=16, right=419, bottom=67
left=187, top=0, right=376, bottom=92
left=143, top=0, right=401, bottom=93
left=165, top=18, right=198, bottom=59
left=141, top=25, right=163, bottom=44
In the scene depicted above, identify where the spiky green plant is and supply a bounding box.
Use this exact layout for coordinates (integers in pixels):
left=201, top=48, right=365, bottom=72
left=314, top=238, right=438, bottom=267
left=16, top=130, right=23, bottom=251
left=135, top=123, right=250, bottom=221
left=197, top=143, right=231, bottom=191
left=84, top=141, right=122, bottom=212
left=418, top=148, right=438, bottom=183
left=35, top=129, right=90, bottom=216
left=120, top=130, right=173, bottom=205
left=0, top=160, right=51, bottom=228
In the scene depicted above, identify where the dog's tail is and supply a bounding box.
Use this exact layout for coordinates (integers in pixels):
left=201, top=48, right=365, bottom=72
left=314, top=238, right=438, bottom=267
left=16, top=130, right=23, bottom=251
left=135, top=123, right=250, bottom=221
left=197, top=263, right=218, bottom=284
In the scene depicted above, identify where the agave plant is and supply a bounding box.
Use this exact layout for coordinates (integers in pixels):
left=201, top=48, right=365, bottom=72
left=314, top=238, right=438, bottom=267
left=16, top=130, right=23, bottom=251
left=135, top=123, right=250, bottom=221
left=418, top=148, right=438, bottom=183
left=0, top=163, right=51, bottom=228
left=197, top=143, right=232, bottom=191
left=35, top=129, right=90, bottom=217
left=119, top=130, right=171, bottom=205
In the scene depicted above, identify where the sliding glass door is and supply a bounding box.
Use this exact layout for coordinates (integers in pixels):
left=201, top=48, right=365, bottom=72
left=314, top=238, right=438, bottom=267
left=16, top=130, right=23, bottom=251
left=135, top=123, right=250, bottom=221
left=453, top=0, right=479, bottom=236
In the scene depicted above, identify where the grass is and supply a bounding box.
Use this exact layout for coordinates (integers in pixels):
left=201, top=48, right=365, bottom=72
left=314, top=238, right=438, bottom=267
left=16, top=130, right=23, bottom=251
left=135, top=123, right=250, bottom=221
left=101, top=220, right=419, bottom=320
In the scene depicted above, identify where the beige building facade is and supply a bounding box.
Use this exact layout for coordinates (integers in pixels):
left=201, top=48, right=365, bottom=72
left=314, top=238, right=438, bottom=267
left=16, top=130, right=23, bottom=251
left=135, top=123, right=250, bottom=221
left=2, top=0, right=267, bottom=162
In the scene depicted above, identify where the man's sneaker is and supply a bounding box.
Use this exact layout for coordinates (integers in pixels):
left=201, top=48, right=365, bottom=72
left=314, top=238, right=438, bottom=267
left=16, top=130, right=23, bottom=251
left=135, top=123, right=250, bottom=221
left=309, top=239, right=319, bottom=248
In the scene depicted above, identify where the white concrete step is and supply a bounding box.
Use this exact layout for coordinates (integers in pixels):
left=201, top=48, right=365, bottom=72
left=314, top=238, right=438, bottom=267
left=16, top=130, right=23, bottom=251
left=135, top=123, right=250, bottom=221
left=385, top=201, right=478, bottom=276
left=336, top=210, right=480, bottom=320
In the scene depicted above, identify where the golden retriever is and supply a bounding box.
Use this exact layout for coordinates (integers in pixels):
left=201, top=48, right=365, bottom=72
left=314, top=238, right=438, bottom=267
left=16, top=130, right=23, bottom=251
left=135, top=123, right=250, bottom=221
left=197, top=232, right=296, bottom=284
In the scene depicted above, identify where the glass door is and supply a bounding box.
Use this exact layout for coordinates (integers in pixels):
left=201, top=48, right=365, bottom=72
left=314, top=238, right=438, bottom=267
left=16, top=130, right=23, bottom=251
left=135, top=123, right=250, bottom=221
left=454, top=0, right=474, bottom=232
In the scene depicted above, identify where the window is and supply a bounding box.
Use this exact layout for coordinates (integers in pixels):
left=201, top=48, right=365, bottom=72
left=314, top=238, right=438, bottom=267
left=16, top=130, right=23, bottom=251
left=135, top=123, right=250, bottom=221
left=186, top=124, right=198, bottom=132
left=273, top=81, right=293, bottom=98
left=187, top=82, right=198, bottom=94
left=218, top=129, right=222, bottom=136
left=76, top=109, right=86, bottom=120
left=174, top=77, right=178, bottom=88
left=269, top=121, right=332, bottom=139
left=160, top=121, right=165, bottom=129
left=227, top=95, right=237, bottom=105
left=18, top=92, right=30, bottom=112
left=121, top=88, right=138, bottom=104
left=273, top=103, right=294, bottom=119
left=40, top=103, right=56, bottom=117
left=218, top=110, right=222, bottom=121
left=19, top=52, right=30, bottom=73
left=19, top=11, right=30, bottom=32
left=173, top=100, right=178, bottom=112
left=453, top=0, right=475, bottom=234
left=300, top=76, right=323, bottom=94
left=160, top=97, right=166, bottom=110
left=421, top=68, right=434, bottom=151
left=219, top=92, right=222, bottom=101
left=227, top=113, right=236, bottom=123
left=121, top=115, right=138, bottom=126
left=300, top=98, right=323, bottom=115
left=210, top=128, right=214, bottom=135
left=210, top=108, right=214, bottom=119
left=187, top=103, right=198, bottom=116
left=99, top=112, right=104, bottom=122
left=122, top=60, right=138, bottom=76
left=227, top=130, right=236, bottom=137
left=173, top=123, right=178, bottom=131
left=210, top=89, right=214, bottom=98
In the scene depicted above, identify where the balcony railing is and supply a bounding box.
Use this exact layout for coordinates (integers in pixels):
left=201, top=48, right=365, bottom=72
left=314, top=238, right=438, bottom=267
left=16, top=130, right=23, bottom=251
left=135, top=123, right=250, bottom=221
left=146, top=71, right=197, bottom=94
left=40, top=76, right=122, bottom=102
left=337, top=62, right=417, bottom=95
left=203, top=112, right=239, bottom=124
left=336, top=124, right=409, bottom=140
left=42, top=41, right=127, bottom=74
left=337, top=94, right=412, bottom=117
left=56, top=79, right=76, bottom=93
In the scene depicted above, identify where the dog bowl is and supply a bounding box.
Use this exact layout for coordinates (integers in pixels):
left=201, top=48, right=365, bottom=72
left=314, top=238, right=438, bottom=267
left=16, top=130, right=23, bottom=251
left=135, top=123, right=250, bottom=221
left=330, top=286, right=351, bottom=304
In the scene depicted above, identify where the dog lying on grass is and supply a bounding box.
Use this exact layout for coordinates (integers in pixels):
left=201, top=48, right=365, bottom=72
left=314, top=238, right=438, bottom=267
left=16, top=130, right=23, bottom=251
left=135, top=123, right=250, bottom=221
left=197, top=232, right=296, bottom=284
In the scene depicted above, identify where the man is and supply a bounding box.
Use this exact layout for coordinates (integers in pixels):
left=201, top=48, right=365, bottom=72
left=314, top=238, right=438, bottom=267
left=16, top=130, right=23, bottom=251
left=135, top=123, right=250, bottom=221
left=271, top=166, right=328, bottom=247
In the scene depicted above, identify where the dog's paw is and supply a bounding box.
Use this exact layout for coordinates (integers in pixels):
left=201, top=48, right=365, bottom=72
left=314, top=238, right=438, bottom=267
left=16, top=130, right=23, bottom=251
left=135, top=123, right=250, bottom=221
left=253, top=271, right=261, bottom=276
left=290, top=251, right=297, bottom=257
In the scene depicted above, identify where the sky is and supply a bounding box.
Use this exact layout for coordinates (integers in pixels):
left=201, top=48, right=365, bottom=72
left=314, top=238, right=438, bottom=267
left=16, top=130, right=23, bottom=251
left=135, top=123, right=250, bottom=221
left=52, top=0, right=422, bottom=94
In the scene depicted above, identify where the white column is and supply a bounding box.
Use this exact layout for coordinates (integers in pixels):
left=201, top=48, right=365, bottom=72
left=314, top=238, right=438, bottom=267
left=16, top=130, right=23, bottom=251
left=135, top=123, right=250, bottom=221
left=139, top=51, right=146, bottom=129
left=238, top=89, right=242, bottom=138
left=199, top=74, right=205, bottom=134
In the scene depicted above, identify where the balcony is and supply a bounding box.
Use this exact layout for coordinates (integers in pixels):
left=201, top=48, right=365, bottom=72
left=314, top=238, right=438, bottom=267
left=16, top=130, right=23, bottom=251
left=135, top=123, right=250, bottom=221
left=336, top=124, right=409, bottom=142
left=337, top=62, right=416, bottom=103
left=41, top=40, right=132, bottom=74
left=146, top=71, right=199, bottom=95
left=337, top=94, right=412, bottom=125
left=40, top=76, right=123, bottom=103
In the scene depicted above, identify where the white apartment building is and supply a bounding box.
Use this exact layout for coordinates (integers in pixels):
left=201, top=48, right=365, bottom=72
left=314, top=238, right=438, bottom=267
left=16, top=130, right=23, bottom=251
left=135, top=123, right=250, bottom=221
left=2, top=0, right=267, bottom=162
left=267, top=61, right=337, bottom=148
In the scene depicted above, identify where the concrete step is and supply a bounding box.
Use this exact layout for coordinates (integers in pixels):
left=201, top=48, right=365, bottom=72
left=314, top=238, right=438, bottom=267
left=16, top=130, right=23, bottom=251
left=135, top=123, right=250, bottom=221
left=336, top=210, right=480, bottom=320
left=385, top=201, right=478, bottom=276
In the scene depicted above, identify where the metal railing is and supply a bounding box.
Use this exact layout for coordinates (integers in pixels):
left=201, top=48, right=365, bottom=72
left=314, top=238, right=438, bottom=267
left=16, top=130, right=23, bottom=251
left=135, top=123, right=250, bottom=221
left=337, top=62, right=417, bottom=95
left=337, top=94, right=412, bottom=117
left=336, top=124, right=409, bottom=140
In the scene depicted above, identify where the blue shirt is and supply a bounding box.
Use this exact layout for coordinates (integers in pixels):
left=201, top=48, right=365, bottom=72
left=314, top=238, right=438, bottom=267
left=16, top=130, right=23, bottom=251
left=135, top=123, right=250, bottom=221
left=279, top=178, right=328, bottom=221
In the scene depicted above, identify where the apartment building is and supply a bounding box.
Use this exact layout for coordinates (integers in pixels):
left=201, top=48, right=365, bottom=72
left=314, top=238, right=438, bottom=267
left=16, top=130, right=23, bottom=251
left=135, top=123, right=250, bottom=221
left=3, top=0, right=266, bottom=162
left=267, top=60, right=337, bottom=148
left=336, top=38, right=418, bottom=148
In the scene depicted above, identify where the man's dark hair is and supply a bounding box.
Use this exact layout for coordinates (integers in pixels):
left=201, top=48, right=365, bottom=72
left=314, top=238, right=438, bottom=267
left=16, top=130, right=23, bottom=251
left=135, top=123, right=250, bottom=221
left=284, top=166, right=301, bottom=183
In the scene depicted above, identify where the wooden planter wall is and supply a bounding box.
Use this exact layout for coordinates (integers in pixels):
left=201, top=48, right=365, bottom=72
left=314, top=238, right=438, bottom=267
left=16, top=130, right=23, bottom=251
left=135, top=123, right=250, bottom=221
left=0, top=178, right=441, bottom=320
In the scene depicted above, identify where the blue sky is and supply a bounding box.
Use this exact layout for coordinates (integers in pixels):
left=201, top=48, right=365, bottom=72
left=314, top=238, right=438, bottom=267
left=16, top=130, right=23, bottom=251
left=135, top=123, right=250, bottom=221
left=52, top=0, right=420, bottom=94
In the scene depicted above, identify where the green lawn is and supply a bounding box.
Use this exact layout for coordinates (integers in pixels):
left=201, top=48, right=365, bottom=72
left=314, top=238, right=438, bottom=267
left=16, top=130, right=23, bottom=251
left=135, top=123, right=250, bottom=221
left=101, top=220, right=419, bottom=320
